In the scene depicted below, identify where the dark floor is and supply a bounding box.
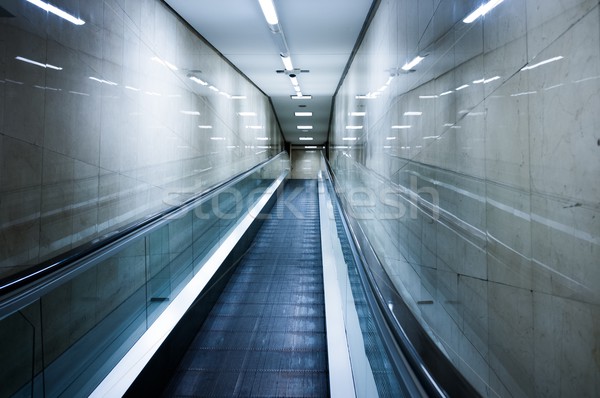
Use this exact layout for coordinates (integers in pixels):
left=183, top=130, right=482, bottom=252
left=163, top=179, right=329, bottom=398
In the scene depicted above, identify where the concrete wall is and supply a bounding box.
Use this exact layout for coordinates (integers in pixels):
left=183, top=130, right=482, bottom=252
left=291, top=148, right=322, bottom=179
left=329, top=0, right=600, bottom=396
left=0, top=0, right=283, bottom=279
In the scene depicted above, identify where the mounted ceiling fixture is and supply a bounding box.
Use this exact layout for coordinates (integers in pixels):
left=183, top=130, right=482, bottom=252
left=257, top=0, right=308, bottom=97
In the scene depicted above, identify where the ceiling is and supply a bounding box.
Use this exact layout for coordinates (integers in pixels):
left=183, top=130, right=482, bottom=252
left=164, top=0, right=375, bottom=146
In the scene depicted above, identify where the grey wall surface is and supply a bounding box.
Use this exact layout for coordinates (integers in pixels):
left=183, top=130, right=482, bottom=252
left=291, top=148, right=322, bottom=179
left=329, top=0, right=600, bottom=396
left=0, top=0, right=283, bottom=279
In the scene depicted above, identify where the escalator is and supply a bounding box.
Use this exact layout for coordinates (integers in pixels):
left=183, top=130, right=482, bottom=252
left=160, top=179, right=328, bottom=397
left=0, top=152, right=478, bottom=397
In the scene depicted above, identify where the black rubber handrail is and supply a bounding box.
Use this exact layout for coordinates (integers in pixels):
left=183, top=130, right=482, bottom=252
left=322, top=156, right=480, bottom=398
left=0, top=152, right=287, bottom=306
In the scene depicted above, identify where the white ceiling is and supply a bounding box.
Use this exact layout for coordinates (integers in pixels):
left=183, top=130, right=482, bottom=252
left=164, top=0, right=374, bottom=145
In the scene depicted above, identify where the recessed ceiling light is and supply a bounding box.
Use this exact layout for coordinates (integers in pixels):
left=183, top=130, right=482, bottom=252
left=238, top=112, right=256, bottom=116
left=198, top=125, right=213, bottom=129
left=246, top=125, right=263, bottom=129
left=297, top=125, right=313, bottom=129
left=210, top=137, right=226, bottom=140
left=342, top=137, right=358, bottom=141
left=345, top=125, right=363, bottom=130
left=295, top=112, right=312, bottom=116
left=256, top=137, right=269, bottom=141
left=291, top=95, right=312, bottom=99
left=180, top=110, right=200, bottom=115
left=404, top=111, right=422, bottom=116
left=392, top=125, right=411, bottom=129
left=304, top=146, right=317, bottom=149
left=350, top=112, right=366, bottom=116
left=299, top=137, right=313, bottom=141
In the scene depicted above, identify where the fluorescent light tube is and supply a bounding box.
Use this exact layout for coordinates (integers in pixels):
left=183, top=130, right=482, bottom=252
left=295, top=112, right=312, bottom=116
left=238, top=112, right=256, bottom=116
left=291, top=95, right=312, bottom=99
left=401, top=56, right=424, bottom=71
left=289, top=76, right=299, bottom=86
left=440, top=90, right=454, bottom=96
left=258, top=0, right=278, bottom=25
left=189, top=76, right=208, bottom=85
left=26, top=0, right=85, bottom=25
left=342, top=137, right=358, bottom=141
left=208, top=85, right=219, bottom=92
left=463, top=0, right=504, bottom=23
left=299, top=137, right=313, bottom=141
left=404, top=111, right=422, bottom=116
left=256, top=137, right=269, bottom=140
left=198, top=125, right=213, bottom=129
left=345, top=126, right=363, bottom=130
left=350, top=112, right=366, bottom=116
left=297, top=125, right=313, bottom=129
left=15, top=56, right=62, bottom=70
left=305, top=146, right=317, bottom=149
left=521, top=56, right=564, bottom=71
left=392, top=125, right=411, bottom=129
left=455, top=84, right=470, bottom=90
left=281, top=56, right=294, bottom=71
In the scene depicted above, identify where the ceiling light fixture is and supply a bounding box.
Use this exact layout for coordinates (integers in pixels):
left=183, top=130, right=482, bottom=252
left=281, top=55, right=294, bottom=71
left=198, top=125, right=213, bottom=129
left=297, top=125, right=313, bottom=129
left=404, top=111, right=422, bottom=116
left=463, top=0, right=504, bottom=23
left=345, top=125, right=363, bottom=130
left=26, top=0, right=85, bottom=25
left=189, top=76, right=208, bottom=86
left=455, top=84, right=470, bottom=90
left=342, top=137, right=358, bottom=141
left=350, top=112, right=366, bottom=116
left=392, top=125, right=411, bottom=129
left=295, top=112, right=312, bottom=116
left=289, top=76, right=299, bottom=86
left=401, top=56, right=425, bottom=71
left=291, top=95, right=312, bottom=99
left=238, top=112, right=257, bottom=116
left=15, top=56, right=62, bottom=70
left=305, top=146, right=318, bottom=149
left=299, top=137, right=313, bottom=141
left=258, top=0, right=278, bottom=25
left=521, top=56, right=564, bottom=71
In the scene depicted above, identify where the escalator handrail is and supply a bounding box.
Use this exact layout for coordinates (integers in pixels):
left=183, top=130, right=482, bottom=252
left=320, top=155, right=449, bottom=398
left=0, top=152, right=288, bottom=314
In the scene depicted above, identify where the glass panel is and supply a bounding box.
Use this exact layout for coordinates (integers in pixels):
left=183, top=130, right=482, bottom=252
left=0, top=153, right=289, bottom=397
left=0, top=309, right=35, bottom=397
